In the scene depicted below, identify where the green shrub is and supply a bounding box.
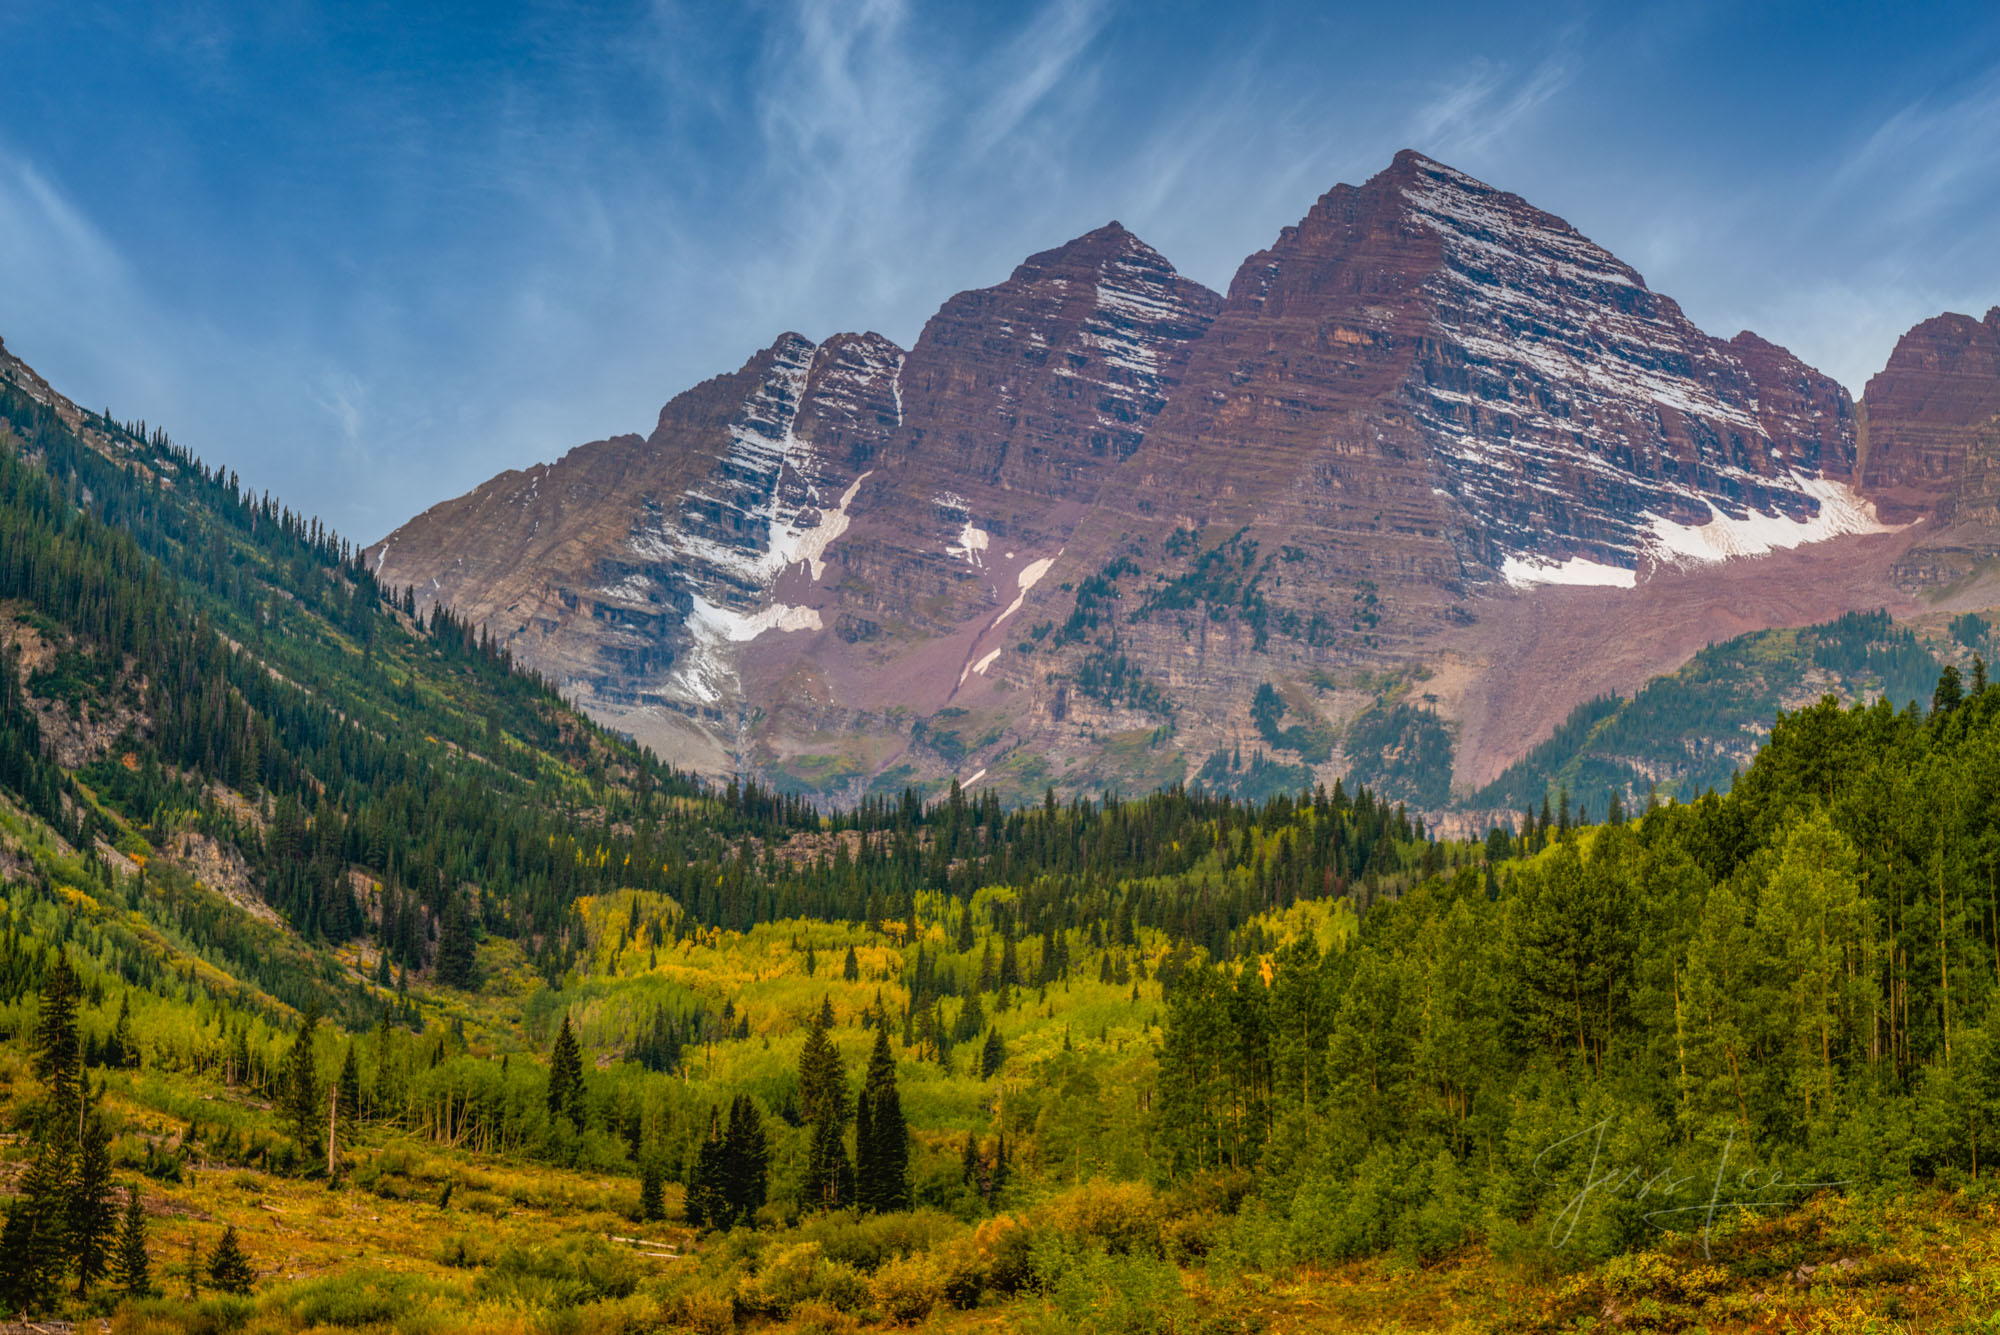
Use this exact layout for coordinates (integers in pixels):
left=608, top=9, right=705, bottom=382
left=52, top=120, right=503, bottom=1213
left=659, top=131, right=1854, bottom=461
left=793, top=1208, right=958, bottom=1273
left=1037, top=1180, right=1163, bottom=1256
left=1029, top=1235, right=1198, bottom=1335
left=738, top=1241, right=869, bottom=1317
left=275, top=1269, right=431, bottom=1327
left=871, top=1251, right=946, bottom=1324
left=475, top=1234, right=640, bottom=1308
left=660, top=1282, right=736, bottom=1335
left=122, top=1295, right=257, bottom=1334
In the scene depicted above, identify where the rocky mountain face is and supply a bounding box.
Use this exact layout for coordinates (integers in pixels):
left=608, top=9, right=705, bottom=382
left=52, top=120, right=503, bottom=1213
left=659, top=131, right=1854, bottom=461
left=371, top=152, right=1999, bottom=811
left=1858, top=308, right=2000, bottom=586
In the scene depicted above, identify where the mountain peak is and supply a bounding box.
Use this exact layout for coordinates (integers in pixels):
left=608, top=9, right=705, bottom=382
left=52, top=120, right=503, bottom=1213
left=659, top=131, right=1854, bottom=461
left=1013, top=219, right=1179, bottom=286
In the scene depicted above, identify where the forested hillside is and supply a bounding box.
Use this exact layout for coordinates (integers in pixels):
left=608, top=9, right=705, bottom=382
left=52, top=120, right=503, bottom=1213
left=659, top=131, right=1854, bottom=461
left=6, top=364, right=2000, bottom=1331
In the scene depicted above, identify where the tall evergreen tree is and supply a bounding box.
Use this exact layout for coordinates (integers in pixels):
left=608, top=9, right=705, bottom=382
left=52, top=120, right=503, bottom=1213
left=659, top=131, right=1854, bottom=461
left=33, top=951, right=82, bottom=1116
left=281, top=1003, right=323, bottom=1163
left=435, top=894, right=477, bottom=990
left=723, top=1095, right=768, bottom=1223
left=797, top=1002, right=852, bottom=1210
left=856, top=1014, right=910, bottom=1213
left=113, top=1184, right=150, bottom=1298
left=638, top=1157, right=666, bottom=1222
left=106, top=991, right=135, bottom=1070
left=547, top=1015, right=585, bottom=1128
left=980, top=1027, right=1006, bottom=1078
left=337, top=1043, right=363, bottom=1133
left=1, top=1140, right=70, bottom=1312
left=69, top=1107, right=115, bottom=1294
left=207, top=1225, right=255, bottom=1295
left=689, top=1107, right=730, bottom=1229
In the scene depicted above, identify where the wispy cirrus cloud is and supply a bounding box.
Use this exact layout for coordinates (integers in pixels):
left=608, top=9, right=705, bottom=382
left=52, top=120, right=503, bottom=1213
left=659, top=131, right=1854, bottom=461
left=2, top=0, right=1995, bottom=537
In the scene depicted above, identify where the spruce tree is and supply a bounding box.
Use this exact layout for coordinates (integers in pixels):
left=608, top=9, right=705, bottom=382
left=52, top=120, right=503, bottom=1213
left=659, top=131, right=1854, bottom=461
left=855, top=1017, right=909, bottom=1213
left=3, top=1140, right=70, bottom=1312
left=960, top=1131, right=982, bottom=1189
left=69, top=1108, right=115, bottom=1294
left=282, top=1004, right=323, bottom=1164
left=34, top=951, right=82, bottom=1118
left=797, top=1002, right=851, bottom=1210
left=980, top=1027, right=1006, bottom=1078
left=547, top=1015, right=585, bottom=1128
left=337, top=1043, right=363, bottom=1131
left=0, top=1201, right=41, bottom=1314
left=435, top=895, right=477, bottom=990
left=207, top=1225, right=255, bottom=1295
left=108, top=991, right=135, bottom=1069
left=690, top=1107, right=731, bottom=1229
left=113, top=1184, right=150, bottom=1298
left=843, top=944, right=859, bottom=981
left=723, top=1095, right=768, bottom=1223
left=681, top=1157, right=703, bottom=1229
left=638, top=1158, right=666, bottom=1222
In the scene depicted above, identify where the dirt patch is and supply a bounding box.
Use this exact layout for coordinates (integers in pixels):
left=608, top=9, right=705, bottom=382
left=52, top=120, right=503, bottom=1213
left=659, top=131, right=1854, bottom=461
left=163, top=831, right=283, bottom=928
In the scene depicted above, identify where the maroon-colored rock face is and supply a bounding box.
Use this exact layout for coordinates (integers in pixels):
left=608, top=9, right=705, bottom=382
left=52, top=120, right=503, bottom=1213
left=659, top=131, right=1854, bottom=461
left=368, top=151, right=1982, bottom=807
left=1860, top=308, right=2000, bottom=523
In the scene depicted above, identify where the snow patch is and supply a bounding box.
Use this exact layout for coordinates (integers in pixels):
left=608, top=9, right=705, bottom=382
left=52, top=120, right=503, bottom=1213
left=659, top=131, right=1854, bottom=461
left=994, top=555, right=1058, bottom=628
left=595, top=573, right=656, bottom=603
left=788, top=470, right=871, bottom=581
left=670, top=595, right=824, bottom=703
left=957, top=646, right=1003, bottom=687
left=1643, top=475, right=1904, bottom=566
left=947, top=518, right=990, bottom=566
left=1501, top=554, right=1639, bottom=590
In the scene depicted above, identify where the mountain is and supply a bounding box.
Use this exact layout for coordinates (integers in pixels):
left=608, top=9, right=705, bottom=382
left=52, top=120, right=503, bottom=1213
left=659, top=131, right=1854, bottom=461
left=6, top=272, right=2000, bottom=1335
left=372, top=152, right=2000, bottom=811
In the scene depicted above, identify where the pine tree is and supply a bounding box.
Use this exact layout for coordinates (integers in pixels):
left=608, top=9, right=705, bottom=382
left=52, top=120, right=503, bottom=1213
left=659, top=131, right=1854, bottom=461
left=724, top=1095, right=768, bottom=1223
left=690, top=1107, right=731, bottom=1229
left=843, top=944, right=860, bottom=981
left=207, top=1225, right=255, bottom=1295
left=69, top=1107, right=115, bottom=1294
left=680, top=1156, right=703, bottom=1229
left=337, top=1043, right=363, bottom=1131
left=113, top=1184, right=150, bottom=1298
left=798, top=1002, right=852, bottom=1210
left=980, top=1027, right=1006, bottom=1078
left=435, top=894, right=477, bottom=990
left=2, top=1140, right=70, bottom=1313
left=107, top=991, right=135, bottom=1069
left=34, top=951, right=82, bottom=1116
left=0, top=1201, right=40, bottom=1314
left=282, top=1004, right=323, bottom=1164
left=547, top=1014, right=585, bottom=1128
left=638, top=1158, right=666, bottom=1222
left=855, top=1016, right=909, bottom=1213
left=960, top=1131, right=982, bottom=1188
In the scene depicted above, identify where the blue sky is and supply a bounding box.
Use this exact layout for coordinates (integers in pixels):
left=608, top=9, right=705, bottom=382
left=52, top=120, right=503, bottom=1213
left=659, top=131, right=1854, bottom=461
left=2, top=1, right=1996, bottom=540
